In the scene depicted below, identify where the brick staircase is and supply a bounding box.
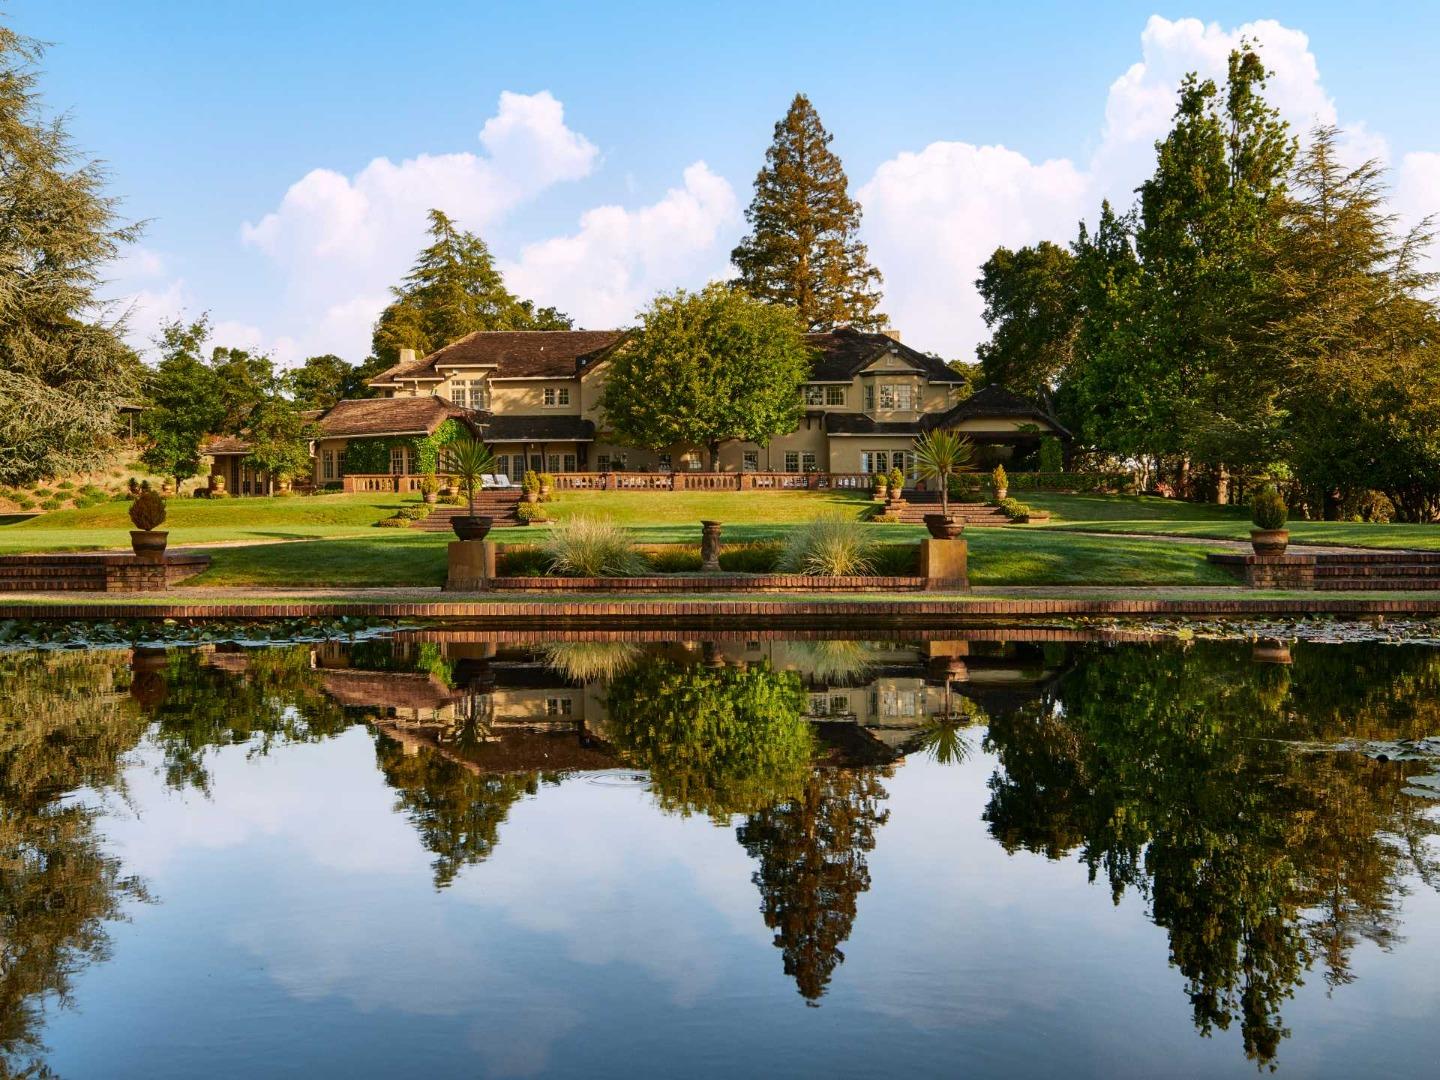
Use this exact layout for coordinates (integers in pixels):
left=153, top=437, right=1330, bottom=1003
left=1313, top=551, right=1440, bottom=590
left=883, top=491, right=1010, bottom=526
left=0, top=552, right=210, bottom=592
left=416, top=491, right=524, bottom=531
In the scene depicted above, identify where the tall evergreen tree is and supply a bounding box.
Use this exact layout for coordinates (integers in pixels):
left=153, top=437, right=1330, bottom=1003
left=370, top=209, right=571, bottom=371
left=0, top=27, right=143, bottom=485
left=731, top=94, right=885, bottom=331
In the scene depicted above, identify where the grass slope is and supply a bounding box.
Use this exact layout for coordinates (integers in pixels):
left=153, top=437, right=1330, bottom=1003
left=0, top=493, right=410, bottom=553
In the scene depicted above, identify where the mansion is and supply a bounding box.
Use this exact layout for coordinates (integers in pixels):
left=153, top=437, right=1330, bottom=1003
left=207, top=327, right=1068, bottom=494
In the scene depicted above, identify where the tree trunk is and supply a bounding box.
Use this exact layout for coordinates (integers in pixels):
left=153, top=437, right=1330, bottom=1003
left=708, top=442, right=721, bottom=471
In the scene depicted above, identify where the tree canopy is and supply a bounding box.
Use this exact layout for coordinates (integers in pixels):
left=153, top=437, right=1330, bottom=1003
left=0, top=27, right=144, bottom=485
left=731, top=94, right=885, bottom=331
left=601, top=284, right=812, bottom=468
left=370, top=209, right=571, bottom=371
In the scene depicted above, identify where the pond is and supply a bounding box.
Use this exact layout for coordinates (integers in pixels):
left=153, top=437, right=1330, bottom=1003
left=2, top=625, right=1439, bottom=1078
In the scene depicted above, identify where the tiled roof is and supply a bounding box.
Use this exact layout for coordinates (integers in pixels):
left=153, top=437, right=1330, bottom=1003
left=806, top=327, right=967, bottom=384
left=933, top=384, right=1071, bottom=437
left=473, top=413, right=597, bottom=443
left=369, top=330, right=627, bottom=385
left=824, top=413, right=926, bottom=436
left=202, top=436, right=252, bottom=455
left=316, top=396, right=469, bottom=438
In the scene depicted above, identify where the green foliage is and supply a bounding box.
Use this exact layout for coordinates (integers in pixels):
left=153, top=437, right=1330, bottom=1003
left=976, top=240, right=1078, bottom=398
left=541, top=517, right=646, bottom=576
left=731, top=93, right=885, bottom=331
left=718, top=540, right=783, bottom=573
left=538, top=473, right=556, bottom=499
left=605, top=658, right=814, bottom=821
left=872, top=472, right=888, bottom=492
left=912, top=429, right=976, bottom=516
left=413, top=419, right=465, bottom=475
left=777, top=514, right=875, bottom=576
left=282, top=353, right=363, bottom=411
left=0, top=28, right=144, bottom=487
left=446, top=434, right=496, bottom=517
left=38, top=497, right=62, bottom=511
left=245, top=397, right=316, bottom=484
left=521, top=469, right=540, bottom=495
left=374, top=514, right=411, bottom=528
left=991, top=464, right=1008, bottom=492
left=139, top=317, right=224, bottom=485
left=602, top=284, right=811, bottom=468
left=370, top=209, right=571, bottom=371
left=341, top=438, right=397, bottom=475
left=887, top=467, right=905, bottom=493
left=514, top=501, right=547, bottom=523
left=127, top=489, right=166, bottom=531
left=869, top=542, right=919, bottom=575
left=1250, top=484, right=1288, bottom=531
left=1009, top=471, right=1130, bottom=494
left=643, top=545, right=703, bottom=572
left=997, top=497, right=1032, bottom=521
left=495, top=544, right=549, bottom=576
left=1038, top=436, right=1064, bottom=473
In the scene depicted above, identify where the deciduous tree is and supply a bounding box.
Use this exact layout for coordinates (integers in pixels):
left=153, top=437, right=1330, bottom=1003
left=601, top=285, right=812, bottom=469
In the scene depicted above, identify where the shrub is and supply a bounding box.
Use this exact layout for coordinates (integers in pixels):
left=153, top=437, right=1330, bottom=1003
left=515, top=501, right=548, bottom=523
left=777, top=514, right=875, bottom=577
left=1251, top=484, right=1288, bottom=531
left=539, top=472, right=556, bottom=500
left=888, top=467, right=905, bottom=493
left=15, top=497, right=35, bottom=510
left=39, top=498, right=64, bottom=511
left=55, top=480, right=74, bottom=491
left=1008, top=471, right=1129, bottom=494
left=542, top=517, right=647, bottom=577
left=375, top=515, right=411, bottom=528
left=1038, top=436, right=1064, bottom=473
left=871, top=511, right=902, bottom=524
left=870, top=542, right=920, bottom=576
left=129, top=489, right=167, bottom=531
left=991, top=464, right=1008, bottom=493
left=718, top=541, right=783, bottom=573
left=644, top=545, right=703, bottom=573
left=418, top=473, right=440, bottom=498
left=872, top=473, right=888, bottom=493
left=522, top=470, right=541, bottom=496
left=997, top=497, right=1031, bottom=521
left=496, top=544, right=550, bottom=576
left=948, top=474, right=984, bottom=500
left=396, top=504, right=432, bottom=521
left=32, top=488, right=51, bottom=498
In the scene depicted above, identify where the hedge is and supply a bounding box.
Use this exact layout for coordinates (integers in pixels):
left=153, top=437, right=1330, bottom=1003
left=1008, top=471, right=1132, bottom=494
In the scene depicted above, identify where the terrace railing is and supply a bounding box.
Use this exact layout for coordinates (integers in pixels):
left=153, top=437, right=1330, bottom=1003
left=550, top=471, right=879, bottom=491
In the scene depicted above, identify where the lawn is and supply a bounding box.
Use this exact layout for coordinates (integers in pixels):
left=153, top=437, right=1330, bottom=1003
left=0, top=493, right=411, bottom=553
left=184, top=526, right=1236, bottom=588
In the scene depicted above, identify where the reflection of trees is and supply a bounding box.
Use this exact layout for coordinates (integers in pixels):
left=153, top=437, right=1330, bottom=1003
left=0, top=650, right=151, bottom=1075
left=736, top=767, right=891, bottom=1003
left=983, top=642, right=1440, bottom=1068
left=605, top=659, right=814, bottom=822
left=144, top=647, right=351, bottom=792
left=374, top=733, right=557, bottom=888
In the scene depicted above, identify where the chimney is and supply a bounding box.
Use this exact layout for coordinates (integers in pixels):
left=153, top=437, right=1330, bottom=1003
left=880, top=328, right=902, bottom=343
left=398, top=347, right=418, bottom=366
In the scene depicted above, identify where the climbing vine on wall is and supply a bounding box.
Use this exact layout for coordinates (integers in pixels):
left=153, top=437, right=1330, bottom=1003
left=341, top=438, right=407, bottom=475
left=414, top=420, right=466, bottom=474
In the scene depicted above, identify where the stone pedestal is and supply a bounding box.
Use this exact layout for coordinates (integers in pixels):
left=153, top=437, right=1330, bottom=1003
left=1206, top=552, right=1315, bottom=589
left=446, top=540, right=496, bottom=592
left=920, top=538, right=969, bottom=591
left=700, top=520, right=723, bottom=572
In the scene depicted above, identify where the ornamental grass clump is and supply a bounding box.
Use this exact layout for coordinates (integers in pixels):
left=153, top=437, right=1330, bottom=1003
left=542, top=516, right=647, bottom=577
left=777, top=514, right=875, bottom=577
left=1251, top=484, right=1289, bottom=531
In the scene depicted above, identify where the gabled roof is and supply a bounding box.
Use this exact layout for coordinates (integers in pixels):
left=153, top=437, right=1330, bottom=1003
left=316, top=396, right=469, bottom=438
left=201, top=435, right=252, bottom=455
left=806, top=327, right=967, bottom=384
left=369, top=330, right=627, bottom=386
left=934, top=384, right=1071, bottom=438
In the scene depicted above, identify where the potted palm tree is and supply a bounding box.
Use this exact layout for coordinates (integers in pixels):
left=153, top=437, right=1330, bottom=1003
left=913, top=430, right=976, bottom=539
left=1250, top=483, right=1290, bottom=555
left=448, top=435, right=497, bottom=541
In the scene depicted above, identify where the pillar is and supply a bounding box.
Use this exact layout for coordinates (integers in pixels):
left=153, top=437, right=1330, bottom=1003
left=700, top=520, right=723, bottom=572
left=920, top=538, right=969, bottom=591
left=446, top=540, right=496, bottom=591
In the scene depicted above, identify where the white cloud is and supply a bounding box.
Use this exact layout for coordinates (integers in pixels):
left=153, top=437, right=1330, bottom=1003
left=503, top=161, right=739, bottom=327
left=237, top=90, right=600, bottom=362
left=858, top=15, right=1398, bottom=358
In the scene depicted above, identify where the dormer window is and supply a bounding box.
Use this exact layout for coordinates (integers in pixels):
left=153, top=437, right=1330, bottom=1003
left=826, top=386, right=846, bottom=406
left=543, top=387, right=571, bottom=407
left=878, top=384, right=916, bottom=410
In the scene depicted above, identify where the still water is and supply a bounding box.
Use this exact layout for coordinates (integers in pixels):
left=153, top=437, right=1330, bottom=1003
left=3, top=626, right=1439, bottom=1078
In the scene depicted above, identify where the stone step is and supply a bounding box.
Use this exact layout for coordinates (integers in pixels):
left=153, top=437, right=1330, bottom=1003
left=1317, top=577, right=1440, bottom=591
left=1315, top=563, right=1440, bottom=578
left=416, top=502, right=524, bottom=531
left=1314, top=551, right=1440, bottom=565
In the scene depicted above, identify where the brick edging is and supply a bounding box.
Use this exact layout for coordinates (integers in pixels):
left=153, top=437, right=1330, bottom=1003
left=5, top=596, right=1440, bottom=621
left=488, top=574, right=926, bottom=592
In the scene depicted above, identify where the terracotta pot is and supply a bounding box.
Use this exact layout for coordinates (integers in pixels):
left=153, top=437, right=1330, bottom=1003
left=451, top=516, right=493, bottom=541
left=995, top=486, right=1008, bottom=501
left=923, top=514, right=964, bottom=540
left=130, top=529, right=169, bottom=563
left=423, top=492, right=439, bottom=505
left=1250, top=528, right=1290, bottom=556
left=525, top=491, right=540, bottom=504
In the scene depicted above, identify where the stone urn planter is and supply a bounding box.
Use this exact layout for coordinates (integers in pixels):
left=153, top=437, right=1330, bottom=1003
left=923, top=514, right=964, bottom=540
left=130, top=530, right=169, bottom=563
left=423, top=491, right=439, bottom=505
left=1250, top=529, right=1290, bottom=556
left=451, top=516, right=494, bottom=542
left=873, top=484, right=889, bottom=503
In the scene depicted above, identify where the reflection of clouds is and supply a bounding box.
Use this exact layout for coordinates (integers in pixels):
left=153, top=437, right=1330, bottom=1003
left=448, top=779, right=763, bottom=1007
left=107, top=729, right=427, bottom=879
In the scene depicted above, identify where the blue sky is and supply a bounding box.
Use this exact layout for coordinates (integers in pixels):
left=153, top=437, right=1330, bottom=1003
left=14, top=2, right=1440, bottom=362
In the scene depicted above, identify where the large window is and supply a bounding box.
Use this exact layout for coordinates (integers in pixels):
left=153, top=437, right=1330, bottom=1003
left=322, top=450, right=337, bottom=481
left=879, top=384, right=916, bottom=410
left=784, top=451, right=800, bottom=473
left=801, top=451, right=817, bottom=473
left=804, top=385, right=824, bottom=406
left=657, top=453, right=671, bottom=471
left=389, top=446, right=408, bottom=475
left=826, top=386, right=846, bottom=406
left=450, top=379, right=486, bottom=410
left=596, top=454, right=611, bottom=472
left=742, top=450, right=759, bottom=472
left=543, top=386, right=571, bottom=407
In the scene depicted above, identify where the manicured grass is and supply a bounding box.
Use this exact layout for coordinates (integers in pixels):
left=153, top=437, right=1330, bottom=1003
left=544, top=488, right=875, bottom=526
left=1021, top=492, right=1249, bottom=524
left=185, top=526, right=1235, bottom=588
left=0, top=493, right=411, bottom=553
